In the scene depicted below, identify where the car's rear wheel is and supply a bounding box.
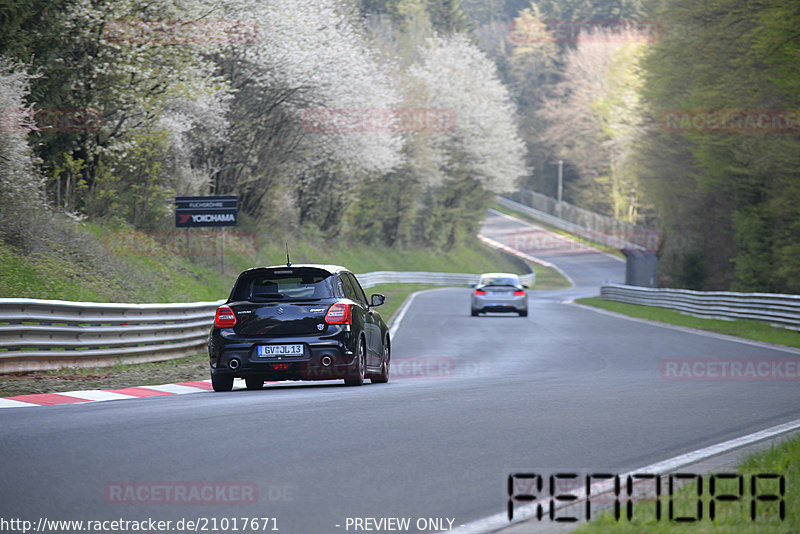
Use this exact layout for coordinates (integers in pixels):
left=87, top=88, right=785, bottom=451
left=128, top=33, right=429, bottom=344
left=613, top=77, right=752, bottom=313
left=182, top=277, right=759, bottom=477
left=519, top=310, right=528, bottom=317
left=372, top=340, right=390, bottom=384
left=211, top=373, right=234, bottom=392
left=245, top=377, right=264, bottom=390
left=344, top=339, right=366, bottom=386
left=471, top=309, right=479, bottom=316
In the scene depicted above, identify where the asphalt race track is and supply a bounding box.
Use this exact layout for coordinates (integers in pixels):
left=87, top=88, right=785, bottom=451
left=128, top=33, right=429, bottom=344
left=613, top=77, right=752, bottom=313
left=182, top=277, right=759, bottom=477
left=1, top=210, right=799, bottom=533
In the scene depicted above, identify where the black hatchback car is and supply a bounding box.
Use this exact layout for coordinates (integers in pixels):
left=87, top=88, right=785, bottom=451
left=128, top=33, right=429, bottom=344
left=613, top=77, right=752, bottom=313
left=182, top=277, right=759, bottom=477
left=208, top=264, right=390, bottom=391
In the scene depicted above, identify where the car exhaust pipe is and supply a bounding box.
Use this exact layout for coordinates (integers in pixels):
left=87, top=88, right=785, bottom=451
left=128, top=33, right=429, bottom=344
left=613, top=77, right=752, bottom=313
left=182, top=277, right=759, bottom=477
left=320, top=355, right=332, bottom=367
left=228, top=358, right=241, bottom=370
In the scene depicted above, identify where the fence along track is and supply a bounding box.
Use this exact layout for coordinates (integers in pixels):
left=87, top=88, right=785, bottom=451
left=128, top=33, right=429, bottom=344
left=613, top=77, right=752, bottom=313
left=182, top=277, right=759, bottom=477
left=601, top=284, right=800, bottom=330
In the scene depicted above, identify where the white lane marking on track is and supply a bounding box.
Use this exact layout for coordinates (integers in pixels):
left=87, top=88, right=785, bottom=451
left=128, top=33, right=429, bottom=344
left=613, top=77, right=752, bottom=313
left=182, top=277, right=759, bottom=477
left=446, top=417, right=800, bottom=534
left=388, top=287, right=458, bottom=340
left=0, top=398, right=38, bottom=408
left=144, top=384, right=212, bottom=394
left=388, top=291, right=419, bottom=340
left=63, top=390, right=137, bottom=402
left=641, top=418, right=800, bottom=471
left=569, top=301, right=800, bottom=355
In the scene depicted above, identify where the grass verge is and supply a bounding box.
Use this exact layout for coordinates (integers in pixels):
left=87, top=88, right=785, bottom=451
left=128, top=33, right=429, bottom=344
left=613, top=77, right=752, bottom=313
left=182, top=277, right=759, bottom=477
left=576, top=297, right=800, bottom=349
left=573, top=433, right=799, bottom=533
left=0, top=225, right=530, bottom=302
left=528, top=261, right=573, bottom=289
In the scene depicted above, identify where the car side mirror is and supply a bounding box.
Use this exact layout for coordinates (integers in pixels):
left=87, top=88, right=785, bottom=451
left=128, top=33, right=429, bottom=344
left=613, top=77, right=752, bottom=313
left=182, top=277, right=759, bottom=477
left=522, top=284, right=529, bottom=289
left=469, top=283, right=476, bottom=288
left=370, top=294, right=385, bottom=307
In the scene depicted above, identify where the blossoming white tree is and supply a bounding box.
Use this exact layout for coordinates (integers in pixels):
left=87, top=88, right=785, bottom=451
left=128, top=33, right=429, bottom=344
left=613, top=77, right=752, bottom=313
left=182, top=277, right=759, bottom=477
left=408, top=34, right=527, bottom=192
left=210, top=0, right=404, bottom=226
left=0, top=59, right=42, bottom=242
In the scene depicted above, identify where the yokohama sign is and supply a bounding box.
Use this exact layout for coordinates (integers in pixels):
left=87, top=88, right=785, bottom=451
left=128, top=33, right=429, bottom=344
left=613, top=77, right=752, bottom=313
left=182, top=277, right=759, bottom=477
left=175, top=195, right=237, bottom=228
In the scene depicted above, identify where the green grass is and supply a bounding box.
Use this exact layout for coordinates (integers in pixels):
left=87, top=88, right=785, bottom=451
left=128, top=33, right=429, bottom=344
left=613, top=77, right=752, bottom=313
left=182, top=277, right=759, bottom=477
left=0, top=238, right=236, bottom=303
left=0, top=221, right=532, bottom=302
left=0, top=219, right=570, bottom=303
left=0, top=246, right=113, bottom=302
left=573, top=433, right=799, bottom=533
left=528, top=261, right=573, bottom=289
left=576, top=297, right=800, bottom=348
left=493, top=202, right=626, bottom=258
left=253, top=237, right=527, bottom=276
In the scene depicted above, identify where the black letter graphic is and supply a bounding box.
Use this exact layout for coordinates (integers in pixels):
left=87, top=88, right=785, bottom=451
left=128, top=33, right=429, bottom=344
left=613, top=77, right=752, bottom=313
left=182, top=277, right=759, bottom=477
left=508, top=473, right=544, bottom=521
left=750, top=473, right=785, bottom=521
left=709, top=473, right=743, bottom=520
left=669, top=473, right=702, bottom=522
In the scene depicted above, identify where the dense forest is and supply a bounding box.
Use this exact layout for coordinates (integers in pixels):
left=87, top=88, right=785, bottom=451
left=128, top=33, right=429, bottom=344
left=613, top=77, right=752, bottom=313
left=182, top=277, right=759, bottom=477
left=1, top=0, right=798, bottom=292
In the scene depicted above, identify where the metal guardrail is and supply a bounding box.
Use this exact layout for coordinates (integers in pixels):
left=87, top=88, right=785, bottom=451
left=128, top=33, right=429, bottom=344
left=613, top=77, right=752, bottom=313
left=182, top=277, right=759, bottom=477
left=356, top=271, right=535, bottom=288
left=0, top=270, right=535, bottom=373
left=497, top=195, right=661, bottom=252
left=600, top=283, right=800, bottom=330
left=0, top=299, right=226, bottom=373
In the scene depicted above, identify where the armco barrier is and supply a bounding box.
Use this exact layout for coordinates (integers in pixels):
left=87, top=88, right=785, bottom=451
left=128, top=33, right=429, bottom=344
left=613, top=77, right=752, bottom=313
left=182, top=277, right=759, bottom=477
left=600, top=283, right=800, bottom=330
left=0, top=270, right=535, bottom=373
left=497, top=195, right=661, bottom=252
left=356, top=271, right=535, bottom=288
left=0, top=299, right=225, bottom=373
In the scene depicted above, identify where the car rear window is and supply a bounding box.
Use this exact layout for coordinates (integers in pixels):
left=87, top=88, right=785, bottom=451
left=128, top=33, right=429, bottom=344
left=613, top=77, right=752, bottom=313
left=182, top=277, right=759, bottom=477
left=480, top=276, right=520, bottom=287
left=231, top=269, right=334, bottom=301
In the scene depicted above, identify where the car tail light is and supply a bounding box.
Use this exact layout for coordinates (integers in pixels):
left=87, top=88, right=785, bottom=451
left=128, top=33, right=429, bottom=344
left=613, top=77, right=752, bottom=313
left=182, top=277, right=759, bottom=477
left=325, top=303, right=352, bottom=325
left=513, top=290, right=525, bottom=295
left=214, top=305, right=237, bottom=328
left=272, top=364, right=290, bottom=370
left=474, top=289, right=487, bottom=295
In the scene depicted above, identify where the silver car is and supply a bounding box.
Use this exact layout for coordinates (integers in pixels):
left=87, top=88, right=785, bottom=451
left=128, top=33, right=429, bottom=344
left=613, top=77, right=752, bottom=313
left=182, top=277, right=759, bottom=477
left=470, top=272, right=528, bottom=317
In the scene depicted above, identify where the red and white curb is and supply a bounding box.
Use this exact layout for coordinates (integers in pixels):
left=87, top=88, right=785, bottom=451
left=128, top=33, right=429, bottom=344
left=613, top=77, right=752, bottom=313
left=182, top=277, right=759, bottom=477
left=0, top=378, right=257, bottom=408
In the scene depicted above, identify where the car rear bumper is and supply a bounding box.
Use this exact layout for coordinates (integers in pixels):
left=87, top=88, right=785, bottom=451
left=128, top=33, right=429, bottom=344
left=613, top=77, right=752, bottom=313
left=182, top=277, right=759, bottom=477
left=471, top=294, right=528, bottom=313
left=209, top=329, right=361, bottom=381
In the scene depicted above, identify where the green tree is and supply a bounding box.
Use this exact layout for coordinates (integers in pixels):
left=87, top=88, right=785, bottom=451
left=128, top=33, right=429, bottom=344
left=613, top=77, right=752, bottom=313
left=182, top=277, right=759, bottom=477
left=634, top=0, right=800, bottom=291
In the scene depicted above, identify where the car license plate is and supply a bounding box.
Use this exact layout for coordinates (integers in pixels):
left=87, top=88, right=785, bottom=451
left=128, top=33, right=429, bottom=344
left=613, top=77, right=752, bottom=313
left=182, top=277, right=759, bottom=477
left=258, top=344, right=304, bottom=357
